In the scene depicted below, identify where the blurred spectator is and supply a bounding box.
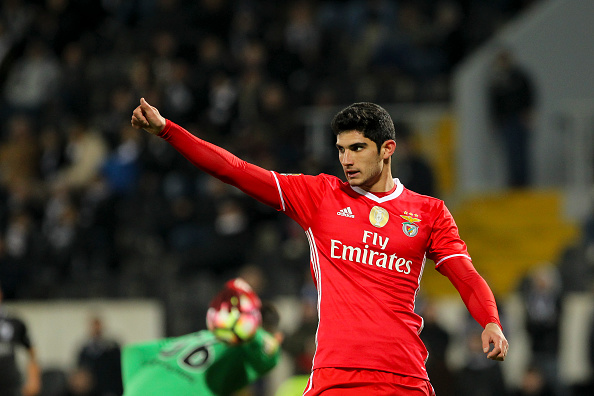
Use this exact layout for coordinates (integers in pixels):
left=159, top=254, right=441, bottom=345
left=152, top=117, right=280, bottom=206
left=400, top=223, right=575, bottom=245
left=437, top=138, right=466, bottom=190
left=100, top=123, right=142, bottom=196
left=418, top=299, right=455, bottom=396
left=75, top=177, right=119, bottom=279
left=192, top=35, right=230, bottom=109
left=518, top=264, right=564, bottom=396
left=511, top=363, right=556, bottom=396
left=455, top=322, right=509, bottom=396
left=0, top=114, right=40, bottom=189
left=211, top=198, right=251, bottom=263
left=76, top=316, right=123, bottom=396
left=124, top=57, right=153, bottom=101
left=2, top=38, right=60, bottom=118
left=93, top=86, right=136, bottom=147
left=432, top=0, right=466, bottom=73
left=0, top=283, right=41, bottom=396
left=0, top=0, right=36, bottom=53
left=52, top=118, right=108, bottom=193
left=488, top=48, right=536, bottom=188
left=284, top=1, right=321, bottom=69
left=0, top=0, right=541, bottom=346
left=392, top=119, right=437, bottom=197
left=557, top=211, right=594, bottom=294
left=206, top=71, right=238, bottom=136
left=56, top=41, right=90, bottom=117
left=160, top=58, right=196, bottom=125
left=41, top=188, right=81, bottom=280
left=282, top=278, right=318, bottom=376
left=1, top=209, right=44, bottom=298
left=38, top=123, right=67, bottom=183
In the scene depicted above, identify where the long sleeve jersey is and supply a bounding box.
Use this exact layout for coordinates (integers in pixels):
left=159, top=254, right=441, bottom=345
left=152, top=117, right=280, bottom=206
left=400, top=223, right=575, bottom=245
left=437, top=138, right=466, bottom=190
left=156, top=120, right=501, bottom=380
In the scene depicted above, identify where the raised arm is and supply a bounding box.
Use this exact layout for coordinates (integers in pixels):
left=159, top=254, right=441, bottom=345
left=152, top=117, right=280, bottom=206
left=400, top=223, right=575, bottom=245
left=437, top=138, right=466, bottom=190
left=131, top=98, right=282, bottom=208
left=437, top=257, right=509, bottom=361
left=240, top=328, right=282, bottom=375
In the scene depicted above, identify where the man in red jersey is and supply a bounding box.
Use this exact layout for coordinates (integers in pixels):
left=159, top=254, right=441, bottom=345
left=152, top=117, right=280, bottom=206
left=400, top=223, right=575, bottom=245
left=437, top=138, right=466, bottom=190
left=131, top=99, right=508, bottom=395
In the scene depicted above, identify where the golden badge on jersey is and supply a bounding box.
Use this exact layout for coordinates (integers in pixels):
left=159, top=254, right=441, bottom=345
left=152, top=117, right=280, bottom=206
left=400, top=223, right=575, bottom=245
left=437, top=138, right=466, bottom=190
left=400, top=212, right=421, bottom=237
left=369, top=206, right=389, bottom=228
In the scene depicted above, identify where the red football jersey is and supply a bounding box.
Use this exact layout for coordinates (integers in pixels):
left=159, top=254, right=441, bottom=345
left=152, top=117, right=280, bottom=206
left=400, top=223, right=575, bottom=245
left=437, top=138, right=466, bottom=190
left=157, top=120, right=489, bottom=380
left=271, top=173, right=470, bottom=380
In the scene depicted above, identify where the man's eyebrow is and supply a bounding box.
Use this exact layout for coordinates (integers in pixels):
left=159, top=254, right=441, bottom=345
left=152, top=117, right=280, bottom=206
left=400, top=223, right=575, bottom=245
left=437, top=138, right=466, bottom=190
left=336, top=142, right=368, bottom=149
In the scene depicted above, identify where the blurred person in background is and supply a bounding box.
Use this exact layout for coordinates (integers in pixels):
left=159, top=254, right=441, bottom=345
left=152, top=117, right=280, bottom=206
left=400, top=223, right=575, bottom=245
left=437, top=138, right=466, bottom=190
left=1, top=208, right=44, bottom=299
left=488, top=48, right=536, bottom=188
left=418, top=299, right=455, bottom=396
left=282, top=278, right=318, bottom=377
left=0, top=114, right=40, bottom=192
left=0, top=283, right=41, bottom=396
left=392, top=120, right=436, bottom=198
left=132, top=98, right=507, bottom=395
left=121, top=278, right=282, bottom=396
left=52, top=117, right=108, bottom=193
left=76, top=316, right=123, bottom=396
left=455, top=322, right=509, bottom=396
left=1, top=38, right=60, bottom=118
left=511, top=363, right=555, bottom=396
left=518, top=264, right=564, bottom=396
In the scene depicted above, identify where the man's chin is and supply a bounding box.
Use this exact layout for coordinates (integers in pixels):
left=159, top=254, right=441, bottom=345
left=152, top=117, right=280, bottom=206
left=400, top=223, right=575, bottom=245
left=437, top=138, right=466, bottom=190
left=345, top=173, right=362, bottom=185
left=347, top=178, right=362, bottom=187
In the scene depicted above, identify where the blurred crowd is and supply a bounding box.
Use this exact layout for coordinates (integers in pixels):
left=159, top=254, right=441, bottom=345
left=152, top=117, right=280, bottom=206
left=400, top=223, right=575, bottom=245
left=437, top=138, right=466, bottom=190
left=0, top=0, right=539, bottom=324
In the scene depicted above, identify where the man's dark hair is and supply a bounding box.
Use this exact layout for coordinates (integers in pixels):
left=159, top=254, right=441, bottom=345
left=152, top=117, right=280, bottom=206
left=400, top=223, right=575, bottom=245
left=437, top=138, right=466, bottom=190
left=261, top=302, right=280, bottom=333
left=331, top=102, right=396, bottom=153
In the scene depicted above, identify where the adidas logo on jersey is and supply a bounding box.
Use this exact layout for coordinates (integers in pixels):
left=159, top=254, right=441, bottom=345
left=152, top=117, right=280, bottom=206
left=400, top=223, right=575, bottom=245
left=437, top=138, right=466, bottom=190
left=337, top=207, right=355, bottom=218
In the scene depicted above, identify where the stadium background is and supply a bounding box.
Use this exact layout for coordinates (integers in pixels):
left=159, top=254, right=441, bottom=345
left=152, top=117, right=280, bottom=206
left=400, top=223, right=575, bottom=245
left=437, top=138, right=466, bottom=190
left=1, top=0, right=593, bottom=395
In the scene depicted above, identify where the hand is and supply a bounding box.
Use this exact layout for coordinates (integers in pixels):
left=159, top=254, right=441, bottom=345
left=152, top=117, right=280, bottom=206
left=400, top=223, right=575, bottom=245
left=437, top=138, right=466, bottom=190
left=482, top=322, right=508, bottom=361
left=22, top=374, right=41, bottom=396
left=131, top=97, right=166, bottom=135
left=22, top=381, right=41, bottom=396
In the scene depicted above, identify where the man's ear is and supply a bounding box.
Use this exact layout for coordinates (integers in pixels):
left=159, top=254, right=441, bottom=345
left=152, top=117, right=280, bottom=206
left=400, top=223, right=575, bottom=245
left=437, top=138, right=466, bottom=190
left=381, top=140, right=396, bottom=159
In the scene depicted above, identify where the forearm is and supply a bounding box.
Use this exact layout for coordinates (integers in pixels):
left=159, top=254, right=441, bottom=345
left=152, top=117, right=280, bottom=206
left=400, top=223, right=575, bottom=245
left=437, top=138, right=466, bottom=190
left=159, top=121, right=281, bottom=208
left=438, top=257, right=501, bottom=329
left=23, top=350, right=41, bottom=396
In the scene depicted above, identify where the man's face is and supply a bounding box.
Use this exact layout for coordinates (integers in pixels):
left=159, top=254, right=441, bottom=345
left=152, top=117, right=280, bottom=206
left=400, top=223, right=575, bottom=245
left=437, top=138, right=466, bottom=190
left=335, top=130, right=391, bottom=191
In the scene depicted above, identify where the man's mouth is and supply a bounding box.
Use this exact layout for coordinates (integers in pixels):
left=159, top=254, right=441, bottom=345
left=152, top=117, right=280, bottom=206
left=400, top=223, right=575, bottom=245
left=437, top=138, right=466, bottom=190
left=345, top=170, right=360, bottom=178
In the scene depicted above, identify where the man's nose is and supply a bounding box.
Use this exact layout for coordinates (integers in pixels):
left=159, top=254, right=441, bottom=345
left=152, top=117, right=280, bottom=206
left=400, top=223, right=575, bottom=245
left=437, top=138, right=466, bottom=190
left=341, top=151, right=353, bottom=165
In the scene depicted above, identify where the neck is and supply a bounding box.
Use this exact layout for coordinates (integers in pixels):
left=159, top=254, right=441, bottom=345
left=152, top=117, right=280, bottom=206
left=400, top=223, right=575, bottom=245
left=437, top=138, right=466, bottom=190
left=359, top=164, right=395, bottom=192
left=366, top=176, right=395, bottom=193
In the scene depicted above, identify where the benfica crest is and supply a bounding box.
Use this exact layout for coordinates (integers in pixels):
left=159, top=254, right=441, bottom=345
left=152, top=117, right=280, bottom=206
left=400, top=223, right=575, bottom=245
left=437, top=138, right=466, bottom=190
left=399, top=212, right=421, bottom=237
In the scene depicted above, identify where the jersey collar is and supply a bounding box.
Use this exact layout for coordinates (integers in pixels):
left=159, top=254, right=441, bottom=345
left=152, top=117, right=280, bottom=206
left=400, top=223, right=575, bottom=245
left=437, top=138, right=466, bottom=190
left=350, top=178, right=404, bottom=203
